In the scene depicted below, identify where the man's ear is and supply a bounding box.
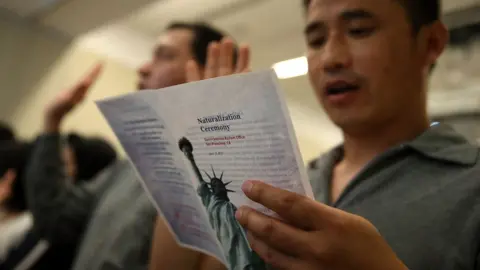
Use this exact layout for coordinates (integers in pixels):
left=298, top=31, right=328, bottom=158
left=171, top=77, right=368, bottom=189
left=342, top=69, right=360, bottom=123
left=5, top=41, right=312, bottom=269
left=422, top=21, right=449, bottom=71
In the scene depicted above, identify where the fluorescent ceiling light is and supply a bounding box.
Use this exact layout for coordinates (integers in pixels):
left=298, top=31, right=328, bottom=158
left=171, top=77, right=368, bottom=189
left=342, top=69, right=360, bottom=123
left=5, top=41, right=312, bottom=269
left=272, top=56, right=308, bottom=79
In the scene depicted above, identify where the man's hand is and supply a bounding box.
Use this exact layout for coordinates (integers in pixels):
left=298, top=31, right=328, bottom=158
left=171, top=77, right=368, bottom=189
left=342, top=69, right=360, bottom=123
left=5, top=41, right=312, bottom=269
left=45, top=63, right=103, bottom=133
left=185, top=38, right=250, bottom=83
left=0, top=169, right=16, bottom=204
left=235, top=180, right=408, bottom=270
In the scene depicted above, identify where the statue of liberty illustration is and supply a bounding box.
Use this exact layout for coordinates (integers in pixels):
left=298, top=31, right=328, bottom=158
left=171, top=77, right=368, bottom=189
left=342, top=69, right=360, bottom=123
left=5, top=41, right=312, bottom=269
left=179, top=137, right=266, bottom=270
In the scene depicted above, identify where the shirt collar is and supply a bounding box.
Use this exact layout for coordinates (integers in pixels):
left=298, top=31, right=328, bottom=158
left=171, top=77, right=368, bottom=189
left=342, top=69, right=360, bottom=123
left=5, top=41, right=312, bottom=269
left=405, top=124, right=478, bottom=166
left=311, top=124, right=478, bottom=170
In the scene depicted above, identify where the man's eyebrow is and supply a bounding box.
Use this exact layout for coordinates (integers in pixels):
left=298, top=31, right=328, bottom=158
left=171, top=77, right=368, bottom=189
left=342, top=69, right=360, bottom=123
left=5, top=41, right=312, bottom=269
left=304, top=21, right=324, bottom=35
left=153, top=44, right=174, bottom=54
left=340, top=9, right=375, bottom=21
left=154, top=44, right=167, bottom=51
left=304, top=9, right=374, bottom=35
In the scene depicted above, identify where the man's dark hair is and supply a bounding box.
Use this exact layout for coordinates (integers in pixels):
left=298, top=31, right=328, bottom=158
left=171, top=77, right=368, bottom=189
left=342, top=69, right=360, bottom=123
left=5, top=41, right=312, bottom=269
left=67, top=133, right=117, bottom=182
left=0, top=141, right=33, bottom=212
left=167, top=22, right=237, bottom=67
left=302, top=0, right=440, bottom=34
left=0, top=122, right=15, bottom=141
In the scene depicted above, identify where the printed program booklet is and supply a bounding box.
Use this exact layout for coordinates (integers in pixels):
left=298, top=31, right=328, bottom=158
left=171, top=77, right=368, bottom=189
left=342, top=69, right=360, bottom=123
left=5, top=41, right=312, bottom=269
left=96, top=70, right=314, bottom=270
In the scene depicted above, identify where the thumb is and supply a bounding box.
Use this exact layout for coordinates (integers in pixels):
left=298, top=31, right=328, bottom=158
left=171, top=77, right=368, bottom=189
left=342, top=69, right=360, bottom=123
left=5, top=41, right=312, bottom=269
left=242, top=180, right=341, bottom=230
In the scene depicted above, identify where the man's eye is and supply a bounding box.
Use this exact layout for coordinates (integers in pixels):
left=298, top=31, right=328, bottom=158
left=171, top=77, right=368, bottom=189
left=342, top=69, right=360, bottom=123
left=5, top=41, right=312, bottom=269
left=155, top=51, right=175, bottom=60
left=308, top=37, right=326, bottom=48
left=348, top=27, right=374, bottom=37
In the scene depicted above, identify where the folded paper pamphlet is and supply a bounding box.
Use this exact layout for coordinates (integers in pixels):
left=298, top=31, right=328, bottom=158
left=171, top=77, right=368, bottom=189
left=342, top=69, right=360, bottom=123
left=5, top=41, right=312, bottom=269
left=96, top=70, right=314, bottom=270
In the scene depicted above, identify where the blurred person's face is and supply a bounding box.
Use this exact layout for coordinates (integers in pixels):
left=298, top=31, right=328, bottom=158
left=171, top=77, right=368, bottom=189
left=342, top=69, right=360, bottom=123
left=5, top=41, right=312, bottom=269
left=137, top=29, right=195, bottom=90
left=305, top=0, right=446, bottom=132
left=62, top=146, right=77, bottom=181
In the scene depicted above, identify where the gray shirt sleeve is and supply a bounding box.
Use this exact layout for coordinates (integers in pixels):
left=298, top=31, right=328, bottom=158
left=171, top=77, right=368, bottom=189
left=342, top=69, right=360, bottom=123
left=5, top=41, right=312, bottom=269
left=25, top=133, right=96, bottom=245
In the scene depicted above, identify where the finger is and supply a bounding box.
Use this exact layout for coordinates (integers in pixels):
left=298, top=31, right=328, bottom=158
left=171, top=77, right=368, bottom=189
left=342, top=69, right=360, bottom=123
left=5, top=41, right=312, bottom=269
left=3, top=169, right=16, bottom=186
left=76, top=63, right=103, bottom=91
left=185, top=60, right=202, bottom=82
left=218, top=38, right=235, bottom=76
left=71, top=63, right=104, bottom=102
left=247, top=232, right=305, bottom=270
left=204, top=42, right=220, bottom=79
left=83, top=63, right=103, bottom=85
left=235, top=44, right=251, bottom=73
left=236, top=207, right=312, bottom=258
left=0, top=190, right=7, bottom=202
left=0, top=169, right=15, bottom=198
left=242, top=180, right=338, bottom=229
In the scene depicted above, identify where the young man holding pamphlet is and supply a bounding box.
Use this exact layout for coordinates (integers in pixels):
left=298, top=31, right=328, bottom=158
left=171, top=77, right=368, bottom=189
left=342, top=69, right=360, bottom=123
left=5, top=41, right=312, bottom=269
left=143, top=0, right=480, bottom=270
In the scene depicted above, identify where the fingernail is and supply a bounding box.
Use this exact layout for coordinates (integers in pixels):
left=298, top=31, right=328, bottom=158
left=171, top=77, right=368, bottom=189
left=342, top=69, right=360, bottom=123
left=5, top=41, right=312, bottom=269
left=235, top=209, right=243, bottom=220
left=242, top=180, right=253, bottom=193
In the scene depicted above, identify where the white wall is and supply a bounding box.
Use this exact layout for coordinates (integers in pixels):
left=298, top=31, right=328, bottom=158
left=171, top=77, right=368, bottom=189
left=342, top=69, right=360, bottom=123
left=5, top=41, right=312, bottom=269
left=11, top=43, right=137, bottom=152
left=0, top=11, right=136, bottom=154
left=0, top=10, right=69, bottom=123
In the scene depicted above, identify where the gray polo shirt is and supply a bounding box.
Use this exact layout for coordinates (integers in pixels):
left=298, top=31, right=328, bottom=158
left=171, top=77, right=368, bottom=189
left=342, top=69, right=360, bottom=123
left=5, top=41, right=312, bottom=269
left=308, top=124, right=480, bottom=270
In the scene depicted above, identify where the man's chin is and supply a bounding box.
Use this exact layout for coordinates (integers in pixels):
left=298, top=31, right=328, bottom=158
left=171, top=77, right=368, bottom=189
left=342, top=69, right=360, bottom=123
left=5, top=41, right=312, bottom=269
left=327, top=110, right=364, bottom=129
left=330, top=115, right=381, bottom=135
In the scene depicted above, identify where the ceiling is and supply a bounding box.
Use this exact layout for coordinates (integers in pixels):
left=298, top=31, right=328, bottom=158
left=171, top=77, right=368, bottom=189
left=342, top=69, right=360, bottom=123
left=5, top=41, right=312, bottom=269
left=0, top=0, right=68, bottom=18
left=2, top=0, right=479, bottom=154
left=0, top=0, right=159, bottom=35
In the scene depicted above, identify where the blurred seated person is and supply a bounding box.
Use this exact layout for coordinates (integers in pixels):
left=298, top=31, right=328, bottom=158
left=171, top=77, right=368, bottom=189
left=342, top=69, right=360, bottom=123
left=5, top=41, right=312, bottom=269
left=0, top=141, right=33, bottom=260
left=0, top=139, right=79, bottom=270
left=0, top=132, right=115, bottom=269
left=64, top=133, right=117, bottom=184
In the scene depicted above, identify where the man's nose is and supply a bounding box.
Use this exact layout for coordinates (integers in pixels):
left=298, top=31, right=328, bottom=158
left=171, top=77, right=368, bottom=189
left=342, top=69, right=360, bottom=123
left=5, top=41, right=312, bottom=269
left=321, top=35, right=353, bottom=73
left=137, top=62, right=152, bottom=78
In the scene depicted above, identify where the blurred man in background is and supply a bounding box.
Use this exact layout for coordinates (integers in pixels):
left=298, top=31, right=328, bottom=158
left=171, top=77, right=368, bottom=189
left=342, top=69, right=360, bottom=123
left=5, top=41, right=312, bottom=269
left=25, top=22, right=247, bottom=270
left=150, top=0, right=480, bottom=270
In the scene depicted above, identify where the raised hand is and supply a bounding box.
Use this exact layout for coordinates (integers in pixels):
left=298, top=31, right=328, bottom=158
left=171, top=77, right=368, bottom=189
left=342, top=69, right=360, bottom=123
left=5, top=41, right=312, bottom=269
left=45, top=63, right=103, bottom=132
left=235, top=180, right=408, bottom=270
left=0, top=169, right=16, bottom=204
left=186, top=38, right=250, bottom=83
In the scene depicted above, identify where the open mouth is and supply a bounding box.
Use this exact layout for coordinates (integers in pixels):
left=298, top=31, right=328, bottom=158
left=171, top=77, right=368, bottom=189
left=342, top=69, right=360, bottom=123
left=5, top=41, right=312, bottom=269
left=326, top=82, right=360, bottom=95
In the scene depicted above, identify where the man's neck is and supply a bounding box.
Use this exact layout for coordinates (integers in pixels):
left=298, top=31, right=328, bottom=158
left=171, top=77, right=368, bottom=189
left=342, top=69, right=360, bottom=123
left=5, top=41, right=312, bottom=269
left=341, top=116, right=430, bottom=168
